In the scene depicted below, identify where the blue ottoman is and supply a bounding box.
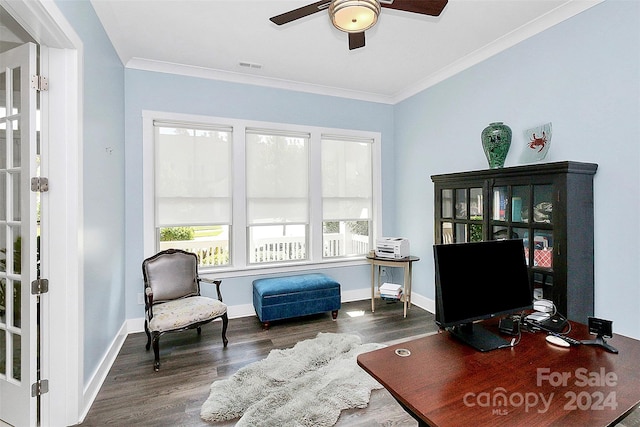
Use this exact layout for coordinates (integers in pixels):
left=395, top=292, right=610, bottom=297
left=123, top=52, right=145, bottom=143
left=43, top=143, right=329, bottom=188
left=253, top=273, right=341, bottom=329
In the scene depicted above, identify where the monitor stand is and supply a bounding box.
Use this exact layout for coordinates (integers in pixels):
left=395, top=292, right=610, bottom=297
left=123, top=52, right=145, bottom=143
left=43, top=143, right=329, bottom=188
left=449, top=322, right=511, bottom=352
left=581, top=335, right=619, bottom=354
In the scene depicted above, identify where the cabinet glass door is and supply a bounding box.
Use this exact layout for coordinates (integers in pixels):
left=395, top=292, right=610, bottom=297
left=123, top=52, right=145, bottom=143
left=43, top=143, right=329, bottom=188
left=455, top=189, right=466, bottom=219
left=492, top=186, right=507, bottom=221
left=532, top=229, right=553, bottom=269
left=439, top=187, right=483, bottom=244
left=533, top=184, right=553, bottom=224
left=511, top=185, right=529, bottom=223
left=441, top=189, right=453, bottom=219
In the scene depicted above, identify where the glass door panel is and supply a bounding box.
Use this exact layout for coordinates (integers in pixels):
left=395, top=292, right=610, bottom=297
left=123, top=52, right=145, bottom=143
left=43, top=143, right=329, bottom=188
left=0, top=42, right=38, bottom=427
left=533, top=184, right=553, bottom=224
left=441, top=189, right=453, bottom=218
left=512, top=227, right=529, bottom=265
left=533, top=229, right=553, bottom=269
left=455, top=189, right=466, bottom=219
left=470, top=187, right=483, bottom=220
left=469, top=223, right=483, bottom=242
left=492, top=225, right=508, bottom=240
left=441, top=222, right=453, bottom=244
left=455, top=223, right=467, bottom=243
left=492, top=186, right=507, bottom=221
left=511, top=185, right=529, bottom=223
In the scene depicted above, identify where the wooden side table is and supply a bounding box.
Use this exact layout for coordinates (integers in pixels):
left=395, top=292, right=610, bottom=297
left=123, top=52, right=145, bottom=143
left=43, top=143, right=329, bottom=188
left=366, top=255, right=420, bottom=317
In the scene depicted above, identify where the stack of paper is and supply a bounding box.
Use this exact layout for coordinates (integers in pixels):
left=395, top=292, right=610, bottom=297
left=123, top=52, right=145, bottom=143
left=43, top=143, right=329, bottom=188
left=380, top=282, right=403, bottom=300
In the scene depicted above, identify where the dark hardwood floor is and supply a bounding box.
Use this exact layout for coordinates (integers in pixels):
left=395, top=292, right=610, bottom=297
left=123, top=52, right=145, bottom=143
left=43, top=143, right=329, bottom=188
left=79, top=300, right=640, bottom=427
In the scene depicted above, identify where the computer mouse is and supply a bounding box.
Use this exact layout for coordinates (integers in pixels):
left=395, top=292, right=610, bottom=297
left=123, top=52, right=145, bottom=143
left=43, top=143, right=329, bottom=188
left=546, top=334, right=570, bottom=348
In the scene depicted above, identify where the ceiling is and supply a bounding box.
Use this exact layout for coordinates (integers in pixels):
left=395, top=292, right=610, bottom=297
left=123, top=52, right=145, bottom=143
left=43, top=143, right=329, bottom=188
left=91, top=0, right=600, bottom=104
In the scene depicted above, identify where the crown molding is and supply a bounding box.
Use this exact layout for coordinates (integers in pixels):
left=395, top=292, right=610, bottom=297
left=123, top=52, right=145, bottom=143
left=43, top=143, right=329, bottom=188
left=391, top=0, right=604, bottom=103
left=126, top=0, right=603, bottom=106
left=126, top=57, right=396, bottom=105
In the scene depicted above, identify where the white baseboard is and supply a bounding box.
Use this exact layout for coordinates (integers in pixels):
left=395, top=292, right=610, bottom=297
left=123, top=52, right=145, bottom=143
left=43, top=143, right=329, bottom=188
left=125, top=289, right=434, bottom=334
left=84, top=288, right=435, bottom=422
left=80, top=322, right=128, bottom=423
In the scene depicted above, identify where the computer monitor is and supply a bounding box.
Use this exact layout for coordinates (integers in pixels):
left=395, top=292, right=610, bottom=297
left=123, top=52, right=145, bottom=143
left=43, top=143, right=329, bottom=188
left=433, top=239, right=533, bottom=351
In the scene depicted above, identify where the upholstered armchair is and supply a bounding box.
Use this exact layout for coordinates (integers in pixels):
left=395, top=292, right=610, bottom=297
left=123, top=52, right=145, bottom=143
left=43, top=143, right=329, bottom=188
left=142, top=249, right=228, bottom=371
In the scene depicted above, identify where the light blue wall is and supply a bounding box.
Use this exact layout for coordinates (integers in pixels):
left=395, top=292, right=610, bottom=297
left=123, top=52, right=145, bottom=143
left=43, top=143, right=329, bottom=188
left=53, top=0, right=640, bottom=390
left=124, top=71, right=395, bottom=318
left=394, top=0, right=640, bottom=338
left=53, top=0, right=126, bottom=382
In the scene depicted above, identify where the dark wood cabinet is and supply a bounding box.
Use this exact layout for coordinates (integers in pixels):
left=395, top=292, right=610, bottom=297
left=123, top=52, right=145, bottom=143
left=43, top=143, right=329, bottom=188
left=431, top=161, right=597, bottom=322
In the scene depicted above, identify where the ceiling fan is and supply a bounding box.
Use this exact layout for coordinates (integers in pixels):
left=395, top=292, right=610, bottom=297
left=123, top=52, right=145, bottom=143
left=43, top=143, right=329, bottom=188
left=270, top=0, right=448, bottom=50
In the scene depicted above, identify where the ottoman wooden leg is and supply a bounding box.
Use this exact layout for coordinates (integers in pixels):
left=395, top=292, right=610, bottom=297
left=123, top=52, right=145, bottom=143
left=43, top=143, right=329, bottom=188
left=332, top=310, right=339, bottom=320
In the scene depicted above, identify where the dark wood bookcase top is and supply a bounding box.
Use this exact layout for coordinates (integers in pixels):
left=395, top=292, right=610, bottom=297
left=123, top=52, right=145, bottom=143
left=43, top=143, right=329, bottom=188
left=431, top=161, right=598, bottom=322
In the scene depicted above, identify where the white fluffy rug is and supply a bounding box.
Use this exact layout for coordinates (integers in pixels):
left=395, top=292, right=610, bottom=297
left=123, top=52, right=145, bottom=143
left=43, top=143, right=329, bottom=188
left=200, top=332, right=385, bottom=426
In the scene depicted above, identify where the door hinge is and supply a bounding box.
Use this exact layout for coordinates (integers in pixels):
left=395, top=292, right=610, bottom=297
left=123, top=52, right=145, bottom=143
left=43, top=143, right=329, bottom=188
left=31, top=177, right=49, bottom=192
left=31, top=75, right=48, bottom=91
left=31, top=278, right=49, bottom=295
left=32, top=379, right=49, bottom=397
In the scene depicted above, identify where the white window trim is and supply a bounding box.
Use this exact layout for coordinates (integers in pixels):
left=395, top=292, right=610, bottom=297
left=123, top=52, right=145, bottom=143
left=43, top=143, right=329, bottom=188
left=142, top=110, right=382, bottom=278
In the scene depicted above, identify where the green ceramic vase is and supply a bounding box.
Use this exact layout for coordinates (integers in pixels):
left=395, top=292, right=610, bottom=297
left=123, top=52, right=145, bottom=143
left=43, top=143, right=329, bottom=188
left=481, top=122, right=512, bottom=168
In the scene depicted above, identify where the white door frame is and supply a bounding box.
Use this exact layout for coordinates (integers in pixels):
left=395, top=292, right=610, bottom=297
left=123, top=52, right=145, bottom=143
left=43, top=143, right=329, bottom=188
left=0, top=1, right=82, bottom=425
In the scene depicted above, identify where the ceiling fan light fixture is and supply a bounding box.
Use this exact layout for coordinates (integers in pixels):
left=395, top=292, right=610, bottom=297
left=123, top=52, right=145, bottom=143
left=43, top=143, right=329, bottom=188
left=329, top=0, right=381, bottom=33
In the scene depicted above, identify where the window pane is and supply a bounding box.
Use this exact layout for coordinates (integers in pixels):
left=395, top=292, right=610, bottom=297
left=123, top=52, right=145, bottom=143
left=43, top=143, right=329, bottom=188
left=249, top=224, right=306, bottom=263
left=246, top=130, right=309, bottom=224
left=321, top=137, right=373, bottom=259
left=321, top=138, right=372, bottom=221
left=158, top=225, right=230, bottom=267
left=323, top=220, right=370, bottom=258
left=155, top=125, right=232, bottom=226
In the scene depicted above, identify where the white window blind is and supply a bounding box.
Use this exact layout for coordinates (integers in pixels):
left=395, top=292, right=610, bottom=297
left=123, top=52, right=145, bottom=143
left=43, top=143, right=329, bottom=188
left=246, top=128, right=309, bottom=225
left=154, top=122, right=232, bottom=226
left=321, top=136, right=373, bottom=221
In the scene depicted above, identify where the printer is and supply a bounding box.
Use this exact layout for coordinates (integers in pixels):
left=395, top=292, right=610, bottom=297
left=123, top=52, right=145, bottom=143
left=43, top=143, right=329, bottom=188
left=375, top=237, right=410, bottom=259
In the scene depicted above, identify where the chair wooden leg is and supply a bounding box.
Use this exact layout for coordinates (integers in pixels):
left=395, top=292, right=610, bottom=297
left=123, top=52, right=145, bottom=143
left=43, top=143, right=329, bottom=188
left=221, top=312, right=229, bottom=347
left=144, top=321, right=151, bottom=351
left=197, top=326, right=202, bottom=335
left=152, top=332, right=161, bottom=371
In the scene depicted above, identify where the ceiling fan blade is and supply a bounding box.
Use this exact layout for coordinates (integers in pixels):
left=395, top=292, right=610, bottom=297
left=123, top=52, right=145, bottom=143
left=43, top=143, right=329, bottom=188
left=381, top=0, right=448, bottom=16
left=270, top=1, right=332, bottom=25
left=349, top=32, right=366, bottom=50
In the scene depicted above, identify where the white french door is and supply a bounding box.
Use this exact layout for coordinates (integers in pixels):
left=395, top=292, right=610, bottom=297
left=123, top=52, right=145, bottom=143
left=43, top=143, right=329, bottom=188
left=0, top=42, right=39, bottom=427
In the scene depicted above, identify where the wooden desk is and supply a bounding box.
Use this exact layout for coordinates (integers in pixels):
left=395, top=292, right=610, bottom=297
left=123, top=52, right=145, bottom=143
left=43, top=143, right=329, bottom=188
left=366, top=255, right=420, bottom=318
left=358, top=322, right=640, bottom=426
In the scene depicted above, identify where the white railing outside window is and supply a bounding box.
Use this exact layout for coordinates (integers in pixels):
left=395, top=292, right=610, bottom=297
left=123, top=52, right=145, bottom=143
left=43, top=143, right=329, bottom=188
left=161, top=233, right=369, bottom=266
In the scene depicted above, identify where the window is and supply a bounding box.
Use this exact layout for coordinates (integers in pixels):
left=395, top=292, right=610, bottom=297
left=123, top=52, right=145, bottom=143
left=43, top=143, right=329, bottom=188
left=145, top=112, right=381, bottom=272
left=322, top=136, right=373, bottom=258
left=154, top=122, right=232, bottom=266
left=246, top=129, right=309, bottom=264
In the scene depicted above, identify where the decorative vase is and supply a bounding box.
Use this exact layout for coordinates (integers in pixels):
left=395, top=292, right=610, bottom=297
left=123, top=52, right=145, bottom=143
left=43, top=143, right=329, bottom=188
left=481, top=122, right=512, bottom=168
